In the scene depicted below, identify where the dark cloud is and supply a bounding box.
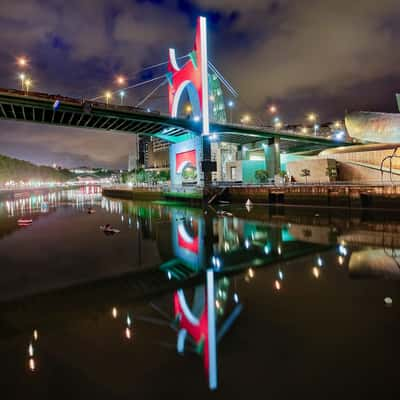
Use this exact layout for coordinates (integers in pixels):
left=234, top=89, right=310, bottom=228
left=0, top=0, right=399, bottom=167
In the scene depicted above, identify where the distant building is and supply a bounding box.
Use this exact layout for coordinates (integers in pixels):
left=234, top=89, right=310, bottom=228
left=128, top=152, right=137, bottom=172
left=147, top=137, right=169, bottom=169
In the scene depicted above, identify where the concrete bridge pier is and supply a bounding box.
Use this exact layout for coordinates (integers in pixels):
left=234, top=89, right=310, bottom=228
left=264, top=138, right=281, bottom=179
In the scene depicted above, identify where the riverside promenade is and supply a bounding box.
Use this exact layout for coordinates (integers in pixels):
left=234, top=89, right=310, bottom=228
left=103, top=182, right=400, bottom=210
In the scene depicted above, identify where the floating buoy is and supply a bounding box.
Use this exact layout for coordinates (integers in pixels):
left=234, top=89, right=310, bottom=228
left=245, top=199, right=252, bottom=207
left=384, top=297, right=393, bottom=307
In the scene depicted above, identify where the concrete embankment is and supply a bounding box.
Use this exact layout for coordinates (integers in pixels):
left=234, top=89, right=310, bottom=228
left=224, top=184, right=400, bottom=209
left=103, top=184, right=400, bottom=210
left=0, top=185, right=78, bottom=201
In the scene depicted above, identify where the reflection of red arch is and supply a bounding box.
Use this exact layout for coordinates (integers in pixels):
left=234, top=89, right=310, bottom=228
left=174, top=290, right=209, bottom=373
left=177, top=220, right=199, bottom=254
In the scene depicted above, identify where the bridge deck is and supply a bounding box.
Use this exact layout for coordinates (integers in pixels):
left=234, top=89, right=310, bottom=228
left=0, top=88, right=351, bottom=149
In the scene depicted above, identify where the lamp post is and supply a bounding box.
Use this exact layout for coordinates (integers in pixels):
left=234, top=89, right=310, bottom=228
left=308, top=113, right=318, bottom=136
left=227, top=100, right=234, bottom=123
left=24, top=79, right=31, bottom=95
left=119, top=90, right=125, bottom=105
left=19, top=73, right=25, bottom=91
left=105, top=91, right=112, bottom=105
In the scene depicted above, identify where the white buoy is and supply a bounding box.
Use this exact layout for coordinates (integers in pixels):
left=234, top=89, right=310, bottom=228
left=245, top=199, right=252, bottom=206
left=384, top=297, right=393, bottom=307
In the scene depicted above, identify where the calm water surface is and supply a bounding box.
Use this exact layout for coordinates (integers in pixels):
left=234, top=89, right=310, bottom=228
left=0, top=188, right=399, bottom=399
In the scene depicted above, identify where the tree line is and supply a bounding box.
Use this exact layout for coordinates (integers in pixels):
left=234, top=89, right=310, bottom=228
left=0, top=154, right=73, bottom=184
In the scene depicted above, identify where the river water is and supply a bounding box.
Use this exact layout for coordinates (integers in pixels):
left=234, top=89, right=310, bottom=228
left=0, top=188, right=399, bottom=399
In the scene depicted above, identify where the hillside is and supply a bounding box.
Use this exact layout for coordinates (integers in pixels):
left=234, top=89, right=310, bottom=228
left=0, top=154, right=73, bottom=184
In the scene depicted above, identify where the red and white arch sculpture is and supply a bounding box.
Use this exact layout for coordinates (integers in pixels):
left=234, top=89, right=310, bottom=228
left=168, top=16, right=209, bottom=136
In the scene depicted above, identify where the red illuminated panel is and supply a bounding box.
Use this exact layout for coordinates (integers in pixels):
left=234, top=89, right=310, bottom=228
left=176, top=149, right=196, bottom=173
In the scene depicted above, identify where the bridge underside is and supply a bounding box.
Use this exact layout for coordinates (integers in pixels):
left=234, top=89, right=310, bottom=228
left=0, top=89, right=350, bottom=152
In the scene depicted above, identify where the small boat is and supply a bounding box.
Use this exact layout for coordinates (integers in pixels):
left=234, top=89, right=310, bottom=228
left=18, top=218, right=33, bottom=225
left=100, top=225, right=120, bottom=234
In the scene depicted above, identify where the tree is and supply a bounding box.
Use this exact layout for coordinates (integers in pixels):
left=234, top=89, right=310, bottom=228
left=300, top=168, right=311, bottom=184
left=255, top=169, right=269, bottom=183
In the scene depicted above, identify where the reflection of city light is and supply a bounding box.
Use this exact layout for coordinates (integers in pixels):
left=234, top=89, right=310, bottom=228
left=278, top=270, right=284, bottom=280
left=33, top=329, right=38, bottom=341
left=125, top=327, right=131, bottom=339
left=244, top=239, right=250, bottom=249
left=29, top=358, right=35, bottom=372
left=215, top=300, right=220, bottom=309
left=126, top=314, right=132, bottom=327
left=338, top=256, right=344, bottom=265
left=312, top=267, right=320, bottom=279
left=317, top=256, right=323, bottom=267
left=264, top=244, right=271, bottom=255
left=112, top=307, right=118, bottom=319
left=167, top=271, right=172, bottom=280
left=277, top=245, right=282, bottom=255
left=248, top=268, right=255, bottom=278
left=28, top=343, right=34, bottom=357
left=274, top=280, right=281, bottom=290
left=338, top=245, right=347, bottom=256
left=233, top=293, right=239, bottom=303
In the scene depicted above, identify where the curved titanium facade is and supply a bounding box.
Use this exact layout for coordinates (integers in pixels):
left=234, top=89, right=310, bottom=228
left=345, top=111, right=400, bottom=143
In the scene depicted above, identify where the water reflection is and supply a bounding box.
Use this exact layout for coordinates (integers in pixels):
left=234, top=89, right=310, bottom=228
left=0, top=189, right=399, bottom=394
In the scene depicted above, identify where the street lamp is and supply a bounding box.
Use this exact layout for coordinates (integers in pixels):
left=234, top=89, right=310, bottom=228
left=119, top=90, right=125, bottom=105
left=314, top=124, right=320, bottom=136
left=241, top=114, right=251, bottom=124
left=334, top=121, right=341, bottom=129
left=227, top=100, right=234, bottom=123
left=269, top=105, right=277, bottom=114
left=19, top=73, right=25, bottom=90
left=301, top=126, right=308, bottom=134
left=105, top=91, right=112, bottom=105
left=17, top=57, right=27, bottom=68
left=185, top=104, right=193, bottom=115
left=308, top=113, right=317, bottom=123
left=275, top=121, right=283, bottom=130
left=116, top=75, right=126, bottom=86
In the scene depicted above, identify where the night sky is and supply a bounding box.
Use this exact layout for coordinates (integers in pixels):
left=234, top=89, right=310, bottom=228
left=0, top=0, right=400, bottom=168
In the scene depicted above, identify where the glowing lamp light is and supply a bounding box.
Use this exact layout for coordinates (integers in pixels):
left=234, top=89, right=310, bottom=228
left=338, top=255, right=344, bottom=265
left=33, top=330, right=38, bottom=341
left=278, top=269, right=284, bottom=280
left=17, top=57, right=27, bottom=67
left=308, top=113, right=317, bottom=122
left=248, top=268, right=255, bottom=279
left=28, top=343, right=34, bottom=357
left=185, top=104, right=193, bottom=114
left=105, top=91, right=112, bottom=104
left=301, top=127, right=308, bottom=134
left=233, top=293, right=239, bottom=303
left=269, top=105, right=277, bottom=114
left=277, top=245, right=282, bottom=255
left=112, top=307, right=118, bottom=319
left=274, top=280, right=281, bottom=290
left=29, top=358, right=36, bottom=372
left=228, top=100, right=234, bottom=108
left=193, top=115, right=200, bottom=122
left=317, top=256, right=323, bottom=267
left=125, top=327, right=131, bottom=339
left=116, top=75, right=126, bottom=85
left=312, top=267, right=320, bottom=279
left=126, top=314, right=132, bottom=327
